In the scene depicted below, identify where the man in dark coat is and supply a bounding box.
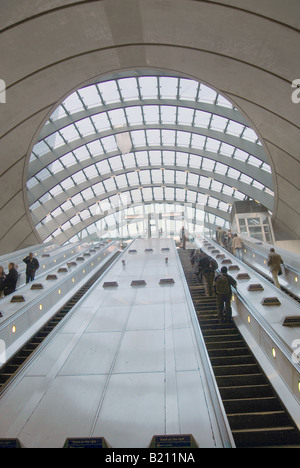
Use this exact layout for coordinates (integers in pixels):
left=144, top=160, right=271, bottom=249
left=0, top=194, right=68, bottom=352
left=23, top=252, right=39, bottom=284
left=214, top=266, right=237, bottom=323
left=3, top=263, right=18, bottom=296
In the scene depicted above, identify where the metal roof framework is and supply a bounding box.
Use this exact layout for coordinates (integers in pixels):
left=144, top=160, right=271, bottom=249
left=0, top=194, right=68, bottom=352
left=27, top=72, right=274, bottom=243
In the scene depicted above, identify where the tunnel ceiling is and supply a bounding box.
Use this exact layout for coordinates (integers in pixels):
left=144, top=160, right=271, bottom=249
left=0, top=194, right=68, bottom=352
left=27, top=71, right=274, bottom=244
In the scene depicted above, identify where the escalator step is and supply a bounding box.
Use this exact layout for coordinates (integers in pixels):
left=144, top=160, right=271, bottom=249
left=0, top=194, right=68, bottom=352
left=219, top=385, right=275, bottom=400
left=210, top=355, right=256, bottom=366
left=216, top=373, right=267, bottom=387
left=223, top=397, right=282, bottom=414
left=208, top=347, right=250, bottom=358
left=232, top=426, right=300, bottom=448
left=228, top=411, right=291, bottom=430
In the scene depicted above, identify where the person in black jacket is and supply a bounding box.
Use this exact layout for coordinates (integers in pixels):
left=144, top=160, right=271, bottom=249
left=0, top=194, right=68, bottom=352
left=3, top=263, right=18, bottom=296
left=23, top=252, right=39, bottom=284
left=214, top=266, right=237, bottom=323
left=198, top=252, right=218, bottom=297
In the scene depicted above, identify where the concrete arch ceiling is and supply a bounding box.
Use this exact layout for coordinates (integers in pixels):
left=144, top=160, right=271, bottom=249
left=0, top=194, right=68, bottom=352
left=0, top=0, right=299, bottom=253
left=27, top=72, right=274, bottom=244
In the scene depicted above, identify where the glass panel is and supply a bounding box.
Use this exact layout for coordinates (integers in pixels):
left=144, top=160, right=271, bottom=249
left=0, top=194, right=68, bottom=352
left=197, top=84, right=217, bottom=104
left=81, top=187, right=94, bottom=200
left=162, top=130, right=176, bottom=146
left=135, top=151, right=149, bottom=166
left=220, top=142, right=235, bottom=157
left=118, top=77, right=139, bottom=101
left=60, top=125, right=80, bottom=143
left=108, top=108, right=127, bottom=127
left=205, top=138, right=220, bottom=153
left=60, top=153, right=77, bottom=168
left=216, top=94, right=234, bottom=109
left=92, top=113, right=111, bottom=132
left=176, top=171, right=187, bottom=184
left=149, top=150, right=162, bottom=166
left=72, top=171, right=87, bottom=185
left=247, top=217, right=261, bottom=226
left=189, top=154, right=202, bottom=169
left=202, top=158, right=215, bottom=171
left=125, top=107, right=143, bottom=126
left=226, top=121, right=245, bottom=137
left=50, top=105, right=68, bottom=122
left=159, top=77, right=178, bottom=99
left=160, top=106, right=176, bottom=124
left=84, top=166, right=98, bottom=180
left=45, top=132, right=65, bottom=149
left=63, top=92, right=85, bottom=113
left=143, top=106, right=159, bottom=124
left=242, top=127, right=258, bottom=143
left=210, top=115, right=228, bottom=132
left=87, top=140, right=103, bottom=156
left=227, top=168, right=241, bottom=179
left=101, top=135, right=118, bottom=152
left=97, top=80, right=120, bottom=104
left=79, top=85, right=101, bottom=109
left=152, top=170, right=163, bottom=184
left=194, top=110, right=210, bottom=128
left=73, top=146, right=90, bottom=162
left=215, top=162, right=227, bottom=175
left=179, top=78, right=199, bottom=101
left=122, top=153, right=136, bottom=168
left=177, top=107, right=194, bottom=125
left=139, top=76, right=158, bottom=99
left=187, top=173, right=199, bottom=186
left=127, top=172, right=140, bottom=186
left=162, top=150, right=175, bottom=166
left=176, top=152, right=189, bottom=167
left=176, top=131, right=191, bottom=147
left=191, top=133, right=206, bottom=150
left=234, top=149, right=248, bottom=162
left=147, top=129, right=161, bottom=145
left=36, top=168, right=50, bottom=182
left=76, top=117, right=96, bottom=138
left=131, top=130, right=146, bottom=147
left=139, top=170, right=151, bottom=185
left=109, top=156, right=123, bottom=171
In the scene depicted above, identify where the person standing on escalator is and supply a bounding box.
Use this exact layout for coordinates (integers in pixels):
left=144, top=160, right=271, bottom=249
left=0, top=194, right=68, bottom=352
left=214, top=266, right=237, bottom=323
left=267, top=248, right=284, bottom=289
left=23, top=252, right=40, bottom=284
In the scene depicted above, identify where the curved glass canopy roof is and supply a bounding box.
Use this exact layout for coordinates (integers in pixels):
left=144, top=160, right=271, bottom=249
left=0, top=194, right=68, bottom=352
left=27, top=72, right=274, bottom=244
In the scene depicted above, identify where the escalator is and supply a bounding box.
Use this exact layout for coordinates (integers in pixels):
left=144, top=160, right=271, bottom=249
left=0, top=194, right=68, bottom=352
left=0, top=250, right=121, bottom=395
left=179, top=248, right=300, bottom=448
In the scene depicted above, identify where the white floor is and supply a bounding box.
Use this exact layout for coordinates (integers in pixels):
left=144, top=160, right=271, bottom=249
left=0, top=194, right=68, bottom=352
left=0, top=239, right=224, bottom=448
